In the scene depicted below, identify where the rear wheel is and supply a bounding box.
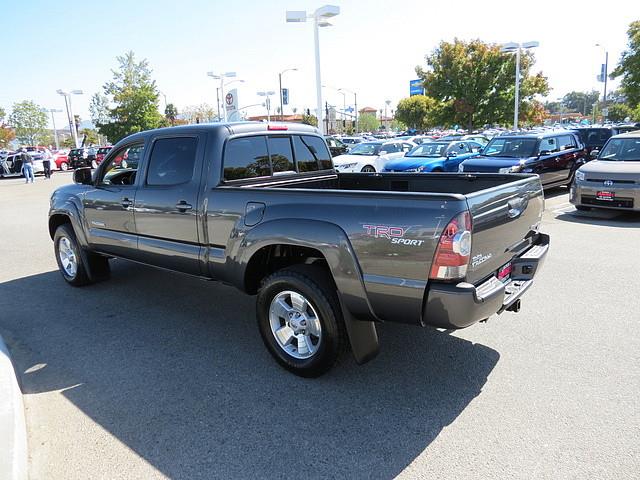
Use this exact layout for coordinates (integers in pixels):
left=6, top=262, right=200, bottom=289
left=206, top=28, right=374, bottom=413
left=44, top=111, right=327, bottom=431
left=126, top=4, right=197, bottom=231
left=257, top=265, right=347, bottom=377
left=360, top=165, right=376, bottom=173
left=60, top=162, right=69, bottom=171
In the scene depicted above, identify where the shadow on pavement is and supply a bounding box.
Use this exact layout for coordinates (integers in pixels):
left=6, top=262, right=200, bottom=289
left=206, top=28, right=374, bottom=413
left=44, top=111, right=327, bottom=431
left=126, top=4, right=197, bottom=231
left=1, top=261, right=499, bottom=479
left=555, top=209, right=640, bottom=228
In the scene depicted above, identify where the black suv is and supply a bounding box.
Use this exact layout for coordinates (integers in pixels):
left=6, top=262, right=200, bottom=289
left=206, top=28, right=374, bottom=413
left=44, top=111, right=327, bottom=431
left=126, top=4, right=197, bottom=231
left=68, top=148, right=90, bottom=169
left=324, top=136, right=348, bottom=156
left=570, top=125, right=640, bottom=154
left=460, top=130, right=588, bottom=188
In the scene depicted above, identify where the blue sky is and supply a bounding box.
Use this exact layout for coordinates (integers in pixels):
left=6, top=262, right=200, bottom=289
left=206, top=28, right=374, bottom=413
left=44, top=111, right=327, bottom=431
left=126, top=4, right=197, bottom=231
left=2, top=0, right=638, bottom=129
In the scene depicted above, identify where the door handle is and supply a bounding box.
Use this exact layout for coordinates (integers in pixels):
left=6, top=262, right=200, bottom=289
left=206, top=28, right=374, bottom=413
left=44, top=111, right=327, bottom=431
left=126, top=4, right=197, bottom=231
left=121, top=198, right=133, bottom=209
left=175, top=201, right=193, bottom=212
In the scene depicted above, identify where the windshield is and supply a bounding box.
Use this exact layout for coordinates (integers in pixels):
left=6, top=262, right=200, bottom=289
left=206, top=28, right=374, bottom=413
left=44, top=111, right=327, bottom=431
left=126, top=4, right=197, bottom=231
left=348, top=143, right=381, bottom=155
left=406, top=143, right=448, bottom=157
left=599, top=138, right=640, bottom=161
left=482, top=138, right=537, bottom=158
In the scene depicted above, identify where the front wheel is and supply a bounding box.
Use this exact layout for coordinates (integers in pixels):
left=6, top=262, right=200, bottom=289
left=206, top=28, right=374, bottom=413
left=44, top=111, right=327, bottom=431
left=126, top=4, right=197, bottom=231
left=360, top=165, right=376, bottom=173
left=60, top=162, right=69, bottom=171
left=256, top=265, right=347, bottom=377
left=54, top=224, right=110, bottom=286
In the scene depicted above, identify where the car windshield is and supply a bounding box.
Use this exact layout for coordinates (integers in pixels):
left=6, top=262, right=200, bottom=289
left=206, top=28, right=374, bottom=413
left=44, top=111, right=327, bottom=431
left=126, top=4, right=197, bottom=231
left=406, top=143, right=448, bottom=157
left=599, top=138, right=640, bottom=161
left=348, top=143, right=381, bottom=155
left=482, top=138, right=537, bottom=158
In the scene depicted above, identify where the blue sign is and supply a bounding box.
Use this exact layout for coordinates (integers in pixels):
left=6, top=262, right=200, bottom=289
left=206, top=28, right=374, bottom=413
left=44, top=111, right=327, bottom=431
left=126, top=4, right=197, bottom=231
left=282, top=88, right=289, bottom=105
left=409, top=79, right=424, bottom=96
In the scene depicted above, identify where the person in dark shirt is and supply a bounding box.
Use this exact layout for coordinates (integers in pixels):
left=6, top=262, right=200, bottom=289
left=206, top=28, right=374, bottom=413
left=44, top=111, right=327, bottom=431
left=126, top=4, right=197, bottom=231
left=21, top=148, right=34, bottom=183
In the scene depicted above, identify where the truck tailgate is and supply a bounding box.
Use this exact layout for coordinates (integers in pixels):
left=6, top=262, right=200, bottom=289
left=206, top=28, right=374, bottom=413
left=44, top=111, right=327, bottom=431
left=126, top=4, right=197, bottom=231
left=464, top=175, right=544, bottom=285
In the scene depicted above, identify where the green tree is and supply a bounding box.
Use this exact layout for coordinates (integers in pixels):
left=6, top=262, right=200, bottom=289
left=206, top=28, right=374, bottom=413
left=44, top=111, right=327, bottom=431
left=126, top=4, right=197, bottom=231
left=607, top=103, right=634, bottom=122
left=95, top=51, right=164, bottom=142
left=561, top=91, right=601, bottom=115
left=0, top=107, right=5, bottom=122
left=89, top=93, right=111, bottom=126
left=416, top=39, right=549, bottom=129
left=8, top=100, right=48, bottom=145
left=357, top=112, right=379, bottom=132
left=612, top=20, right=640, bottom=107
left=165, top=103, right=178, bottom=125
left=80, top=128, right=100, bottom=145
left=182, top=103, right=216, bottom=124
left=301, top=113, right=318, bottom=127
left=395, top=95, right=440, bottom=129
left=0, top=107, right=15, bottom=148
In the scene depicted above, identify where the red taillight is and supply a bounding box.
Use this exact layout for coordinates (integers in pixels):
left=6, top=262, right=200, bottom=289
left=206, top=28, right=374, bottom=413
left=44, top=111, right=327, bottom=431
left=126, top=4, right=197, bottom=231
left=429, top=211, right=472, bottom=281
left=267, top=124, right=288, bottom=131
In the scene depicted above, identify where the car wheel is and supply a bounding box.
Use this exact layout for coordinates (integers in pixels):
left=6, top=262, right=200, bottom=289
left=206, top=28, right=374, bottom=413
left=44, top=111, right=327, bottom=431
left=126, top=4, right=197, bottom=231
left=91, top=160, right=98, bottom=169
left=360, top=165, right=376, bottom=173
left=54, top=224, right=110, bottom=286
left=60, top=162, right=69, bottom=171
left=256, top=265, right=347, bottom=377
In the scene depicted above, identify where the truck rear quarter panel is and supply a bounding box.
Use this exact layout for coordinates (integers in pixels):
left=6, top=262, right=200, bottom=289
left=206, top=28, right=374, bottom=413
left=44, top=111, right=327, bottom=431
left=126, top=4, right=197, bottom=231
left=204, top=187, right=466, bottom=324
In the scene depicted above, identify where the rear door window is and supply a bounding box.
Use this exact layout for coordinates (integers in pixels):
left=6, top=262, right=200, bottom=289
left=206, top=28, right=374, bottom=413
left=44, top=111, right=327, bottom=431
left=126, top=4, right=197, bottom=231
left=292, top=136, right=320, bottom=172
left=223, top=136, right=270, bottom=181
left=146, top=137, right=198, bottom=186
left=301, top=135, right=333, bottom=170
left=557, top=135, right=576, bottom=150
left=268, top=136, right=295, bottom=175
left=538, top=137, right=558, bottom=153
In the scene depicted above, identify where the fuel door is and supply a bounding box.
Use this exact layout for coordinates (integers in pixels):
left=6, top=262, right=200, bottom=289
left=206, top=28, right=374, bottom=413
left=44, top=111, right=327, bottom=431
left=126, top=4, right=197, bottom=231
left=244, top=202, right=266, bottom=227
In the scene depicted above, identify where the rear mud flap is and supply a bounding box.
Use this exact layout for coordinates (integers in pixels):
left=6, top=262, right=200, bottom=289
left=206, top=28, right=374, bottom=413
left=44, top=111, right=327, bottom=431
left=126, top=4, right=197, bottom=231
left=339, top=296, right=379, bottom=365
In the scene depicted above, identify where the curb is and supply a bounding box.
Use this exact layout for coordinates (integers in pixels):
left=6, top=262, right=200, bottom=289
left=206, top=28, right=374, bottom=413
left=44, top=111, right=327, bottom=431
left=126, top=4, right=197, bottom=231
left=0, top=335, right=27, bottom=480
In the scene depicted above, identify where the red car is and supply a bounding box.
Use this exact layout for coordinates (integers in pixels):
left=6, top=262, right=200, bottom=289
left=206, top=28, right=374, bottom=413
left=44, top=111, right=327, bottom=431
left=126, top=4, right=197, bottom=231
left=96, top=146, right=112, bottom=165
left=53, top=151, right=70, bottom=171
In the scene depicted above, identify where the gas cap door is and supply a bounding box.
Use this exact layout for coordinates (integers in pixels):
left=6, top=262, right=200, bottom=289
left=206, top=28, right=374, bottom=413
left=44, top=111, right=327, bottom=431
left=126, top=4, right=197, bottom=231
left=244, top=202, right=266, bottom=227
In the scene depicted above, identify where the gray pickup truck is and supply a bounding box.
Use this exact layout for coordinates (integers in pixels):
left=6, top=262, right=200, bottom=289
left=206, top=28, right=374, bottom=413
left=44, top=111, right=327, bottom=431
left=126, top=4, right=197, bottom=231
left=48, top=122, right=549, bottom=377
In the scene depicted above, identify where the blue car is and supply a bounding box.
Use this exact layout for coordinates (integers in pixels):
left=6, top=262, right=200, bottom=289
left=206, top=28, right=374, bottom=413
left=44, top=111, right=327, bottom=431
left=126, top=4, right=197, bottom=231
left=382, top=141, right=483, bottom=173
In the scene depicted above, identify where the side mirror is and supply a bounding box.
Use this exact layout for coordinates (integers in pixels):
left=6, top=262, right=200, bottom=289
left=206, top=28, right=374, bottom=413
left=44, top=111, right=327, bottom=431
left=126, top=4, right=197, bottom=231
left=590, top=150, right=599, bottom=159
left=73, top=167, right=93, bottom=185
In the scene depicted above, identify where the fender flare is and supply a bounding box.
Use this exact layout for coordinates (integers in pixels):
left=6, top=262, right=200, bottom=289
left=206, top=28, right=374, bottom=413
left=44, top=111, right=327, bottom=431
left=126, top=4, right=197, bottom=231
left=233, top=219, right=380, bottom=364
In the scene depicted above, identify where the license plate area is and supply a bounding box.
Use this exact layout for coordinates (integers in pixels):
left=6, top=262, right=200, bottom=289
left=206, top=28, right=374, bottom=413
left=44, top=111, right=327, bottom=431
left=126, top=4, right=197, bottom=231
left=596, top=191, right=615, bottom=201
left=497, top=262, right=512, bottom=283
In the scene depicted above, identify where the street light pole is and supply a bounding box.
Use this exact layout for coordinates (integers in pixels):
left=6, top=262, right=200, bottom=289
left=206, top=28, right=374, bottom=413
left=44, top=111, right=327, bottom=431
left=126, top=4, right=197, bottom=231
left=278, top=68, right=298, bottom=121
left=286, top=5, right=340, bottom=135
left=501, top=41, right=539, bottom=130
left=257, top=91, right=276, bottom=121
left=43, top=108, right=62, bottom=150
left=207, top=72, right=237, bottom=122
left=56, top=89, right=83, bottom=148
left=338, top=88, right=357, bottom=133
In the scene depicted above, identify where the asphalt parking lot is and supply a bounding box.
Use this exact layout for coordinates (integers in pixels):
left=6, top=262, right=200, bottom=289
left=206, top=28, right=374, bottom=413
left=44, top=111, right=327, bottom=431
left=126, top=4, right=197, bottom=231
left=1, top=173, right=639, bottom=480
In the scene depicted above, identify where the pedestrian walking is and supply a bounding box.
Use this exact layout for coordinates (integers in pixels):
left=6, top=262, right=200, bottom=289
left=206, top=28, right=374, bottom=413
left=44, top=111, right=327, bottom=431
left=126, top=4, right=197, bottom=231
left=42, top=148, right=52, bottom=179
left=20, top=148, right=34, bottom=183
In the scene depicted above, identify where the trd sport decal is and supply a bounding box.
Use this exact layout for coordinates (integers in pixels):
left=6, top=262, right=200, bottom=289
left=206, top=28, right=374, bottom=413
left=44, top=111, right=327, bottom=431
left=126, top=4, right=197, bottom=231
left=362, top=225, right=425, bottom=246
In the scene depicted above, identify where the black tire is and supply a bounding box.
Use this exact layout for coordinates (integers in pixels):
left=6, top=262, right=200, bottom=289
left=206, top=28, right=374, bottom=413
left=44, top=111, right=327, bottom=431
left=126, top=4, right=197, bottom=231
left=256, top=265, right=347, bottom=377
left=60, top=162, right=69, bottom=171
left=53, top=224, right=110, bottom=286
left=575, top=205, right=591, bottom=211
left=360, top=165, right=376, bottom=173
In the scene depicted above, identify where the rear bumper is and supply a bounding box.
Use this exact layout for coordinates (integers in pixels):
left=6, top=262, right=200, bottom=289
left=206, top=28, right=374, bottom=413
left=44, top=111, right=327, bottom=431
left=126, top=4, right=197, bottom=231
left=423, top=233, right=549, bottom=329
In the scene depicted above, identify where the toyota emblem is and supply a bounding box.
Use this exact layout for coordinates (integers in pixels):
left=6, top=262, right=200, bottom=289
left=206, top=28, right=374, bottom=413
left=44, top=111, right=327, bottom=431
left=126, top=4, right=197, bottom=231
left=603, top=180, right=613, bottom=187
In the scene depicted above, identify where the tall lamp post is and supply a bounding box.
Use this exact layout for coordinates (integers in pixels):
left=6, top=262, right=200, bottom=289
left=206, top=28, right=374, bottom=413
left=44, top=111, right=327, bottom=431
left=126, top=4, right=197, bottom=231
left=595, top=43, right=608, bottom=120
left=286, top=5, right=340, bottom=134
left=56, top=89, right=83, bottom=148
left=207, top=71, right=237, bottom=122
left=43, top=108, right=62, bottom=150
left=257, top=91, right=276, bottom=121
left=338, top=88, right=357, bottom=133
left=279, top=68, right=298, bottom=121
left=500, top=41, right=539, bottom=130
